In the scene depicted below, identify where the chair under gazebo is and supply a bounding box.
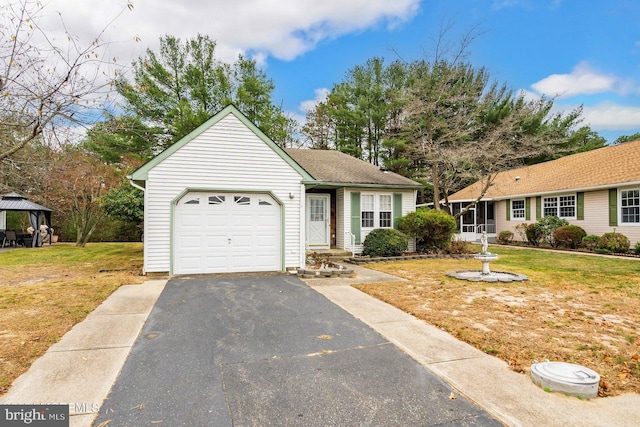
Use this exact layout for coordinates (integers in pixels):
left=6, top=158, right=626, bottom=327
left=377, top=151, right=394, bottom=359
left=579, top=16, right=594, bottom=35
left=0, top=192, right=54, bottom=248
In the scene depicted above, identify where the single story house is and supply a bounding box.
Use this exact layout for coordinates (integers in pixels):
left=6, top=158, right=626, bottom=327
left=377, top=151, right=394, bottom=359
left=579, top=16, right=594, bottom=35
left=128, top=105, right=422, bottom=275
left=446, top=140, right=640, bottom=246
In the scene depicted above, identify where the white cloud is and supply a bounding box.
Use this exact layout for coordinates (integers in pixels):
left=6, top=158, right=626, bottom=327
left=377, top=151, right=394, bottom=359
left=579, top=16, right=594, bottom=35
left=300, top=88, right=329, bottom=113
left=582, top=103, right=640, bottom=131
left=45, top=0, right=421, bottom=64
left=530, top=62, right=622, bottom=98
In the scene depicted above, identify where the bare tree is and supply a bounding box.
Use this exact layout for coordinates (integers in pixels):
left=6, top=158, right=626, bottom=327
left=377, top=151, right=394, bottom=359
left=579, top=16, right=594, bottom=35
left=0, top=0, right=132, bottom=161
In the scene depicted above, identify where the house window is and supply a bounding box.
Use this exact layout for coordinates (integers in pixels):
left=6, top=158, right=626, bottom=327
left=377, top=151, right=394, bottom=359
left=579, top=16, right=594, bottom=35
left=234, top=196, right=250, bottom=205
left=361, top=194, right=374, bottom=228
left=511, top=199, right=525, bottom=219
left=543, top=195, right=575, bottom=218
left=208, top=195, right=225, bottom=205
left=621, top=189, right=640, bottom=224
left=379, top=195, right=392, bottom=227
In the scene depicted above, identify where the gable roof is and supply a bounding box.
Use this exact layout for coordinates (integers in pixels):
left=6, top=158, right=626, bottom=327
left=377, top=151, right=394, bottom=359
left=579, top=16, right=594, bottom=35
left=449, top=140, right=640, bottom=201
left=128, top=105, right=313, bottom=182
left=284, top=148, right=422, bottom=188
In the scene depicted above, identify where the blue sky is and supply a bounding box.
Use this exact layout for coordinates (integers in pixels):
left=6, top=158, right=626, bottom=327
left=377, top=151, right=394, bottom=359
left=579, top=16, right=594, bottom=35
left=48, top=0, right=640, bottom=143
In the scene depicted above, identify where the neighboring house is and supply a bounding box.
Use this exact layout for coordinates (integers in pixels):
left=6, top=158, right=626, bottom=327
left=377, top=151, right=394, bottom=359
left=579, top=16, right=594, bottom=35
left=447, top=140, right=640, bottom=245
left=128, top=105, right=422, bottom=275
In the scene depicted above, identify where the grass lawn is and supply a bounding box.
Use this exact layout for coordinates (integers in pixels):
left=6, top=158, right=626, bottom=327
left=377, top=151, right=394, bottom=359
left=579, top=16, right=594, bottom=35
left=0, top=242, right=145, bottom=395
left=355, top=245, right=640, bottom=397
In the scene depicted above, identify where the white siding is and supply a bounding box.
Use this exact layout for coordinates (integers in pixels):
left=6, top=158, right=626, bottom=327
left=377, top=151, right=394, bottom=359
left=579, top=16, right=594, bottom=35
left=340, top=187, right=416, bottom=254
left=144, top=114, right=304, bottom=273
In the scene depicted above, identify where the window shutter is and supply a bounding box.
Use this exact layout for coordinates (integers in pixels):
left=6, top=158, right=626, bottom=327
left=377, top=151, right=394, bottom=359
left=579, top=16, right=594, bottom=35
left=525, top=197, right=531, bottom=221
left=577, top=192, right=584, bottom=220
left=609, top=188, right=618, bottom=226
left=350, top=192, right=362, bottom=244
left=506, top=199, right=511, bottom=221
left=536, top=196, right=542, bottom=219
left=393, top=193, right=403, bottom=228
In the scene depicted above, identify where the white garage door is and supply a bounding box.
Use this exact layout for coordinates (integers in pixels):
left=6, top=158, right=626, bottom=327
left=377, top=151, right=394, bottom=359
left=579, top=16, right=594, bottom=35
left=174, top=192, right=281, bottom=274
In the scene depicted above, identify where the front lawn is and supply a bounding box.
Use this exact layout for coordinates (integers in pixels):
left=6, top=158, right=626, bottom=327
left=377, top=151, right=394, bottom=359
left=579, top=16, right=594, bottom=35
left=355, top=245, right=640, bottom=397
left=0, top=243, right=145, bottom=394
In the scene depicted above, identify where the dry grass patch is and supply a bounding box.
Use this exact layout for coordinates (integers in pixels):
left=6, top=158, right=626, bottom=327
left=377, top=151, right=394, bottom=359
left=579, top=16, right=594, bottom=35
left=354, top=246, right=640, bottom=397
left=0, top=243, right=145, bottom=394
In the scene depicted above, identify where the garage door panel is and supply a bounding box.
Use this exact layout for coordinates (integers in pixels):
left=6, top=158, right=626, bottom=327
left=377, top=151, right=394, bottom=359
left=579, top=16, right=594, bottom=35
left=174, top=192, right=281, bottom=274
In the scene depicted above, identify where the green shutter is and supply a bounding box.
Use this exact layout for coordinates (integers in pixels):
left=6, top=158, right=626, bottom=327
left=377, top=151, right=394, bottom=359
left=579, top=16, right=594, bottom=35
left=609, top=188, right=618, bottom=226
left=577, top=192, right=584, bottom=220
left=525, top=197, right=531, bottom=221
left=506, top=199, right=511, bottom=221
left=350, top=192, right=362, bottom=245
left=536, top=196, right=542, bottom=220
left=393, top=193, right=403, bottom=228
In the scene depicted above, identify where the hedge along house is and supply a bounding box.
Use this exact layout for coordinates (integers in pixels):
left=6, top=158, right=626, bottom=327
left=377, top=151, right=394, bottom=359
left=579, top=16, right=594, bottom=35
left=128, top=105, right=422, bottom=276
left=446, top=140, right=640, bottom=245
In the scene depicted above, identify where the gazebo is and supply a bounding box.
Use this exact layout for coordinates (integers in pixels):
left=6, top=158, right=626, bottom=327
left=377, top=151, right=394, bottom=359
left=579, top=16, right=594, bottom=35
left=0, top=192, right=53, bottom=248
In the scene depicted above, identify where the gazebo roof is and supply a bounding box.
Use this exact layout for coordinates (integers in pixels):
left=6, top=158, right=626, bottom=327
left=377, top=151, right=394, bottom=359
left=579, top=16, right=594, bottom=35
left=0, top=192, right=53, bottom=212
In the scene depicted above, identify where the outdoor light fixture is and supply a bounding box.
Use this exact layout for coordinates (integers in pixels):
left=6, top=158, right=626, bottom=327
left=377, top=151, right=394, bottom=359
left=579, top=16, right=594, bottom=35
left=289, top=192, right=294, bottom=199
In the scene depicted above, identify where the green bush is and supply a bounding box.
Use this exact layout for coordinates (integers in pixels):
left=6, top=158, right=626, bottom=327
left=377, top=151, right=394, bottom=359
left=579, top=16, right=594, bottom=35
left=634, top=242, right=640, bottom=255
left=582, top=235, right=600, bottom=250
left=362, top=228, right=408, bottom=257
left=497, top=230, right=514, bottom=244
left=536, top=216, right=570, bottom=246
left=525, top=223, right=544, bottom=246
left=597, top=232, right=630, bottom=253
left=397, top=208, right=457, bottom=252
left=552, top=225, right=586, bottom=249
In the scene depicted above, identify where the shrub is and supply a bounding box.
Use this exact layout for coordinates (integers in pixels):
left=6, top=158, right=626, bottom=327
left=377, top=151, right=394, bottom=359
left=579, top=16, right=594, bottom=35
left=397, top=208, right=457, bottom=252
left=536, top=216, right=570, bottom=246
left=552, top=225, right=587, bottom=249
left=525, top=223, right=544, bottom=246
left=362, top=228, right=408, bottom=257
left=635, top=242, right=640, bottom=255
left=514, top=223, right=529, bottom=242
left=497, top=230, right=514, bottom=244
left=447, top=239, right=473, bottom=254
left=597, top=232, right=630, bottom=253
left=582, top=235, right=600, bottom=250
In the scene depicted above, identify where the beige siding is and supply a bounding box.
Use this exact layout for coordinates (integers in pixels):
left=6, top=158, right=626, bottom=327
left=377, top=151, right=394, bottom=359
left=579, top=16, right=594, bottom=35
left=144, top=114, right=304, bottom=273
left=496, top=190, right=640, bottom=245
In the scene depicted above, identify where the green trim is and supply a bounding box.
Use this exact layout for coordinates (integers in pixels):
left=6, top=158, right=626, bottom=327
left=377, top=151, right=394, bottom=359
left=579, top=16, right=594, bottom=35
left=506, top=199, right=511, bottom=221
left=609, top=188, right=618, bottom=226
left=577, top=192, right=584, bottom=220
left=525, top=197, right=531, bottom=221
left=393, top=193, right=403, bottom=228
left=536, top=196, right=542, bottom=220
left=350, top=192, right=361, bottom=245
left=128, top=105, right=314, bottom=182
left=301, top=180, right=422, bottom=190
left=169, top=188, right=286, bottom=274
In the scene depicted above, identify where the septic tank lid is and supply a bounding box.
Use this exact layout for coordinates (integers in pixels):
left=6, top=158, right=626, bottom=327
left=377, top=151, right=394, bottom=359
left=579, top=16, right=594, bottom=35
left=531, top=361, right=599, bottom=385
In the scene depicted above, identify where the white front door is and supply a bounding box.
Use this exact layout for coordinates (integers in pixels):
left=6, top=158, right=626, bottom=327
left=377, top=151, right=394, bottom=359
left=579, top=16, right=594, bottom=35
left=306, top=194, right=330, bottom=250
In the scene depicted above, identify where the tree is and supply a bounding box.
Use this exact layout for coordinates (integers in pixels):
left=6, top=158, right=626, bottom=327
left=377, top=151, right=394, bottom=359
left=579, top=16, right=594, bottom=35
left=613, top=132, right=640, bottom=145
left=114, top=34, right=296, bottom=152
left=45, top=147, right=119, bottom=247
left=0, top=0, right=132, bottom=161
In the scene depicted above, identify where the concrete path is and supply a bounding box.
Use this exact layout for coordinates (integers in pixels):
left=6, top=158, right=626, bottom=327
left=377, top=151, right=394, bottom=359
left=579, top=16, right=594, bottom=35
left=305, top=264, right=640, bottom=427
left=0, top=280, right=167, bottom=427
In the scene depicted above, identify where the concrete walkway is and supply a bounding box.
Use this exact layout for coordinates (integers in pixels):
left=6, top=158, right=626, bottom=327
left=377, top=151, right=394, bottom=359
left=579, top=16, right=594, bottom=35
left=304, top=264, right=640, bottom=427
left=2, top=264, right=640, bottom=426
left=0, top=279, right=167, bottom=427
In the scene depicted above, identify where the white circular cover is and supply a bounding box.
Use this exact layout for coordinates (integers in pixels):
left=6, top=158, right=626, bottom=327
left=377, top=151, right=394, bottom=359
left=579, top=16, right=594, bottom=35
left=531, top=361, right=600, bottom=385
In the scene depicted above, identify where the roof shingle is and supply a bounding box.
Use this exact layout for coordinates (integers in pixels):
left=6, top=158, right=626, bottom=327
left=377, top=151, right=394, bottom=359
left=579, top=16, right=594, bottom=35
left=284, top=149, right=422, bottom=187
left=448, top=140, right=640, bottom=201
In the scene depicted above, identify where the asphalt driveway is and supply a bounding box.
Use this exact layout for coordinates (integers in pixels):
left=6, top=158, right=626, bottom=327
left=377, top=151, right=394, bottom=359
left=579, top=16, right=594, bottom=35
left=93, top=275, right=501, bottom=426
